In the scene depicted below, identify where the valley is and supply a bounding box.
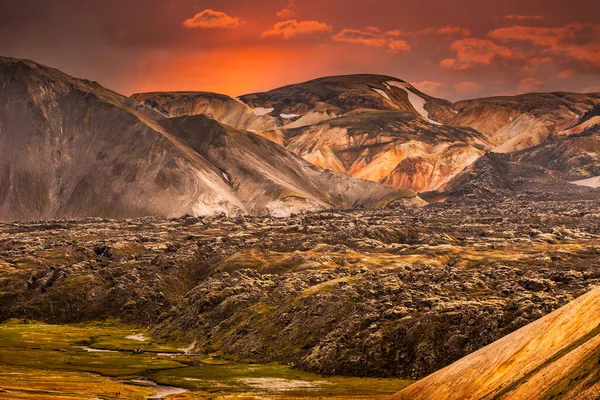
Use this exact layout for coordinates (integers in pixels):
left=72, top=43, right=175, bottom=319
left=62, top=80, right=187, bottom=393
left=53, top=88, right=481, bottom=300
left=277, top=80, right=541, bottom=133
left=0, top=320, right=411, bottom=399
left=1, top=54, right=600, bottom=399
left=1, top=198, right=600, bottom=398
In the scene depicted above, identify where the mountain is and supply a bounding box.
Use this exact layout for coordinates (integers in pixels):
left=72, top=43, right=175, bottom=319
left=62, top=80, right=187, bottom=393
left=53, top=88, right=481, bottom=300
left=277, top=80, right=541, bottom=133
left=239, top=74, right=456, bottom=128
left=138, top=76, right=489, bottom=192
left=132, top=74, right=600, bottom=198
left=159, top=114, right=413, bottom=216
left=282, top=110, right=491, bottom=192
left=131, top=91, right=280, bottom=133
left=430, top=126, right=600, bottom=201
left=390, top=285, right=600, bottom=400
left=0, top=56, right=414, bottom=221
left=448, top=92, right=600, bottom=153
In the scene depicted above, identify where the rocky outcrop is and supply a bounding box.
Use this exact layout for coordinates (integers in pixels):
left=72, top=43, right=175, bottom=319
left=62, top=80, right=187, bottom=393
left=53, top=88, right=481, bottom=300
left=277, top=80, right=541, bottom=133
left=2, top=201, right=600, bottom=379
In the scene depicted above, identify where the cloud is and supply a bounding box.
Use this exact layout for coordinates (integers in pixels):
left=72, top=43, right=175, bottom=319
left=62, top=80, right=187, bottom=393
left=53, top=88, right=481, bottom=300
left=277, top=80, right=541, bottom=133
left=504, top=15, right=544, bottom=21
left=558, top=68, right=575, bottom=79
left=487, top=23, right=600, bottom=67
left=453, top=81, right=481, bottom=97
left=442, top=38, right=524, bottom=70
left=388, top=39, right=411, bottom=52
left=437, top=26, right=472, bottom=37
left=523, top=57, right=552, bottom=74
left=488, top=24, right=579, bottom=47
left=261, top=20, right=332, bottom=39
left=276, top=8, right=296, bottom=19
left=518, top=77, right=544, bottom=92
left=276, top=0, right=296, bottom=19
left=333, top=28, right=412, bottom=51
left=182, top=9, right=241, bottom=29
left=385, top=30, right=403, bottom=37
left=332, top=28, right=387, bottom=47
left=410, top=81, right=448, bottom=97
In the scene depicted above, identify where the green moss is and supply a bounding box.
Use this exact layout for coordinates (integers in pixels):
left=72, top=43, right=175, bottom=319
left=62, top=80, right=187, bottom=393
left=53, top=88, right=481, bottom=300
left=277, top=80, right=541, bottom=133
left=0, top=319, right=414, bottom=399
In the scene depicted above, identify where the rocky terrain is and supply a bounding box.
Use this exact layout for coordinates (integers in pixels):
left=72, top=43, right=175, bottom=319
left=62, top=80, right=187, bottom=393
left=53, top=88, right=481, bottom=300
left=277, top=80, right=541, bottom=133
left=0, top=56, right=413, bottom=221
left=2, top=199, right=600, bottom=380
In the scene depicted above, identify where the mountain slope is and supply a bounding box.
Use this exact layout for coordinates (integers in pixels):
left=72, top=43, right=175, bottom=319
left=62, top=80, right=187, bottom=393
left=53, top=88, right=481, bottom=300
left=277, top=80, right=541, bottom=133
left=160, top=114, right=414, bottom=216
left=448, top=92, right=600, bottom=153
left=0, top=56, right=246, bottom=220
left=390, top=285, right=600, bottom=400
left=0, top=56, right=414, bottom=220
left=131, top=91, right=279, bottom=133
left=282, top=110, right=491, bottom=192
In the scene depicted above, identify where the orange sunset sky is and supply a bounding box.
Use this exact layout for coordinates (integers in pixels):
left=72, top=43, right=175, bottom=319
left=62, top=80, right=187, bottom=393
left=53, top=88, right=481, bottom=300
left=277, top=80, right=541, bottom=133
left=1, top=0, right=599, bottom=100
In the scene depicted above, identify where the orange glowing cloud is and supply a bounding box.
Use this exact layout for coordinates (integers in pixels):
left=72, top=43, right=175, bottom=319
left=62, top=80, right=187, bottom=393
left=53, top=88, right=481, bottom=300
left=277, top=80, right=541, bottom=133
left=437, top=26, right=472, bottom=37
left=332, top=28, right=388, bottom=47
left=518, top=77, right=544, bottom=92
left=442, top=38, right=523, bottom=70
left=332, top=28, right=412, bottom=51
left=276, top=8, right=296, bottom=19
left=182, top=9, right=241, bottom=29
left=276, top=0, right=296, bottom=19
left=388, top=39, right=411, bottom=52
left=558, top=68, right=575, bottom=79
left=261, top=20, right=332, bottom=38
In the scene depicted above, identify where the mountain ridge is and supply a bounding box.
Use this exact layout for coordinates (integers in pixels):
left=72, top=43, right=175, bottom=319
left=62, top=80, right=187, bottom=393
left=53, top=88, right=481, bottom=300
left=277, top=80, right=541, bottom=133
left=0, top=55, right=415, bottom=221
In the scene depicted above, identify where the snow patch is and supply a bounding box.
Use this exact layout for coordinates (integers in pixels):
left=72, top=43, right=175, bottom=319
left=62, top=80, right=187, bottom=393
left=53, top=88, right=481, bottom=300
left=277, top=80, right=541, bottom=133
left=373, top=88, right=391, bottom=101
left=570, top=175, right=600, bottom=188
left=252, top=107, right=274, bottom=116
left=73, top=346, right=117, bottom=353
left=387, top=81, right=442, bottom=125
left=280, top=113, right=301, bottom=119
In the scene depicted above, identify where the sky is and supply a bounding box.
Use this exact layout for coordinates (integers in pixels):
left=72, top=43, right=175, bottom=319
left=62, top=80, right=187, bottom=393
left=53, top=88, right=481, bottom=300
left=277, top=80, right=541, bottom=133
left=1, top=0, right=599, bottom=101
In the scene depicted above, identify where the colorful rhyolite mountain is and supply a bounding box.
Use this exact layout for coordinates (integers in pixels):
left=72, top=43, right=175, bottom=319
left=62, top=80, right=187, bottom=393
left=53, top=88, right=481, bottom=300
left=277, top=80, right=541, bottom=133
left=1, top=54, right=599, bottom=220
left=135, top=75, right=600, bottom=195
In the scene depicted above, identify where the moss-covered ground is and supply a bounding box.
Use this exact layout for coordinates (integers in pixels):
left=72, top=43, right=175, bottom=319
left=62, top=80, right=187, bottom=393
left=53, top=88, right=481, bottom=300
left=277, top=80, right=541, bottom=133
left=0, top=320, right=413, bottom=399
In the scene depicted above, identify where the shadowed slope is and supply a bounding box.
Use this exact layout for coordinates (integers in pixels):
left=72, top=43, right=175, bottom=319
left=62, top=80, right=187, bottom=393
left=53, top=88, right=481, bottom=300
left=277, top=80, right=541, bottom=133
left=160, top=115, right=415, bottom=216
left=0, top=56, right=245, bottom=220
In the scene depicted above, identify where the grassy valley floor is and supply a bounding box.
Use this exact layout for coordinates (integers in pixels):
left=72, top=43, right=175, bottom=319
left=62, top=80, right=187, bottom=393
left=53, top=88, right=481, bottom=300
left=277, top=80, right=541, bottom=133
left=0, top=320, right=413, bottom=399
